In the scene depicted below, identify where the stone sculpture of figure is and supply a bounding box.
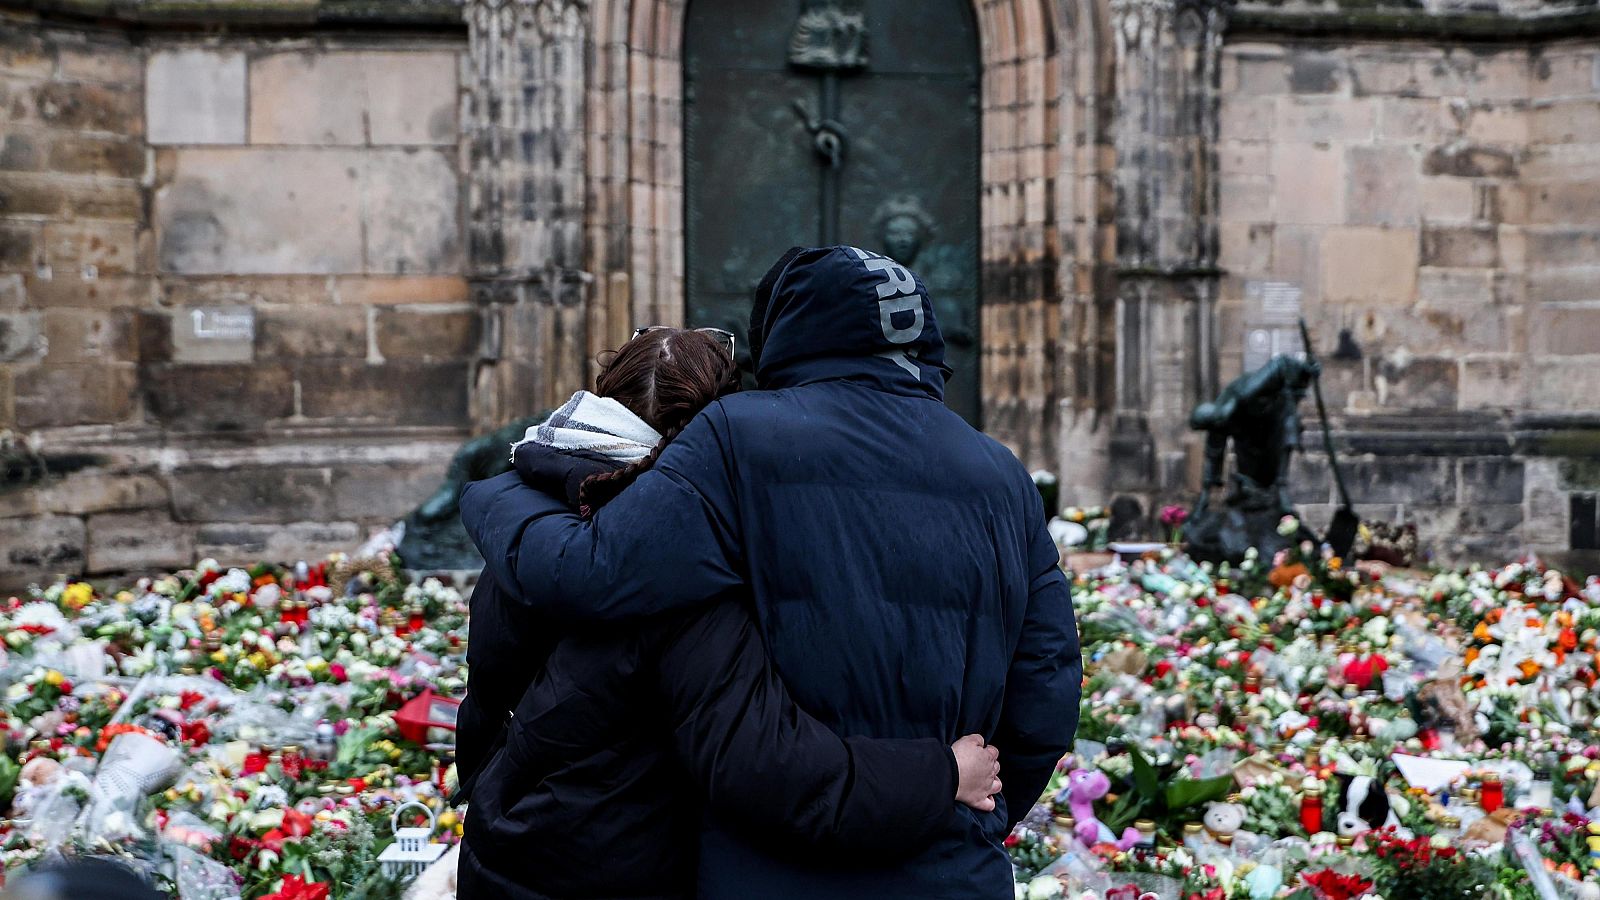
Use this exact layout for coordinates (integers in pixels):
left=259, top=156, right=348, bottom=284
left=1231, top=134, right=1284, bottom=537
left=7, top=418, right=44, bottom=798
left=1184, top=354, right=1321, bottom=563
left=873, top=195, right=935, bottom=266
left=398, top=413, right=544, bottom=571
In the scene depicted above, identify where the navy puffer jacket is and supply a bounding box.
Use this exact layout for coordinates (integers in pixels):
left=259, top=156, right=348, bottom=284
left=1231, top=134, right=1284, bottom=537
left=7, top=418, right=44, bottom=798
left=461, top=245, right=1082, bottom=899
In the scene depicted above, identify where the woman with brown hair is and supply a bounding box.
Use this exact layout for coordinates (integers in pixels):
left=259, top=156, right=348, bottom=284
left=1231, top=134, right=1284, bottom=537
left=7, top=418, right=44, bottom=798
left=456, top=327, right=1001, bottom=900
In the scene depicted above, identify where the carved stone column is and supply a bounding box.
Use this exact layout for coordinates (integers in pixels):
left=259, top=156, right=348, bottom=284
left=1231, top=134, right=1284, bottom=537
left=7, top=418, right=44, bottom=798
left=1107, top=0, right=1223, bottom=503
left=465, top=0, right=591, bottom=428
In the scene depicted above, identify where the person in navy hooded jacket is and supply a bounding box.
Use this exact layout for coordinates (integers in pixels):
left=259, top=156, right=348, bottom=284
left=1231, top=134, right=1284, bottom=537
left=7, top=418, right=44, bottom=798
left=460, top=245, right=1082, bottom=899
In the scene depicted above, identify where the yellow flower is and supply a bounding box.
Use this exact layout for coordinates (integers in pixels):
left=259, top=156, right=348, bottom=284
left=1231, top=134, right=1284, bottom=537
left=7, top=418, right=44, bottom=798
left=61, top=582, right=93, bottom=610
left=210, top=651, right=227, bottom=664
left=246, top=652, right=267, bottom=669
left=115, top=590, right=134, bottom=604
left=43, top=669, right=64, bottom=687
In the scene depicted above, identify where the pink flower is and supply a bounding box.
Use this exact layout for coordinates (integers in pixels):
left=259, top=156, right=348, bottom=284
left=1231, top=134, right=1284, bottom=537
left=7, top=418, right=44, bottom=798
left=1160, top=505, right=1189, bottom=526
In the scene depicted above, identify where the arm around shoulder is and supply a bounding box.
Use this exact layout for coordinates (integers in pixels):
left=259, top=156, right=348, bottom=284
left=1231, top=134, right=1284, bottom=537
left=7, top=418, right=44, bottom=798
left=456, top=410, right=745, bottom=623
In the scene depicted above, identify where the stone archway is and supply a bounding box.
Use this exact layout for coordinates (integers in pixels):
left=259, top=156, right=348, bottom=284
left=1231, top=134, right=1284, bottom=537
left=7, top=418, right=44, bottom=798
left=463, top=0, right=1220, bottom=493
left=582, top=0, right=1096, bottom=465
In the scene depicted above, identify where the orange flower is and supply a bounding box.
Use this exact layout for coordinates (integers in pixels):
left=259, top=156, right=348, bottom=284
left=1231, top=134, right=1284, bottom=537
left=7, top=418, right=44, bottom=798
left=96, top=722, right=159, bottom=753
left=1518, top=659, right=1542, bottom=680
left=1473, top=622, right=1492, bottom=641
left=1465, top=647, right=1480, bottom=666
left=1269, top=563, right=1309, bottom=589
left=1560, top=628, right=1578, bottom=652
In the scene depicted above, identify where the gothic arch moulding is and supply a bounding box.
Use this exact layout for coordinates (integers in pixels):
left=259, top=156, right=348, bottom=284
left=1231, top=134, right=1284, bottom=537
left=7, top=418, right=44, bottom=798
left=581, top=0, right=1113, bottom=466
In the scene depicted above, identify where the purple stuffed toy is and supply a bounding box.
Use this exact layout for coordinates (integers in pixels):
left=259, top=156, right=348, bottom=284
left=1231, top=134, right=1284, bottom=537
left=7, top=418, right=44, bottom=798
left=1062, top=768, right=1141, bottom=850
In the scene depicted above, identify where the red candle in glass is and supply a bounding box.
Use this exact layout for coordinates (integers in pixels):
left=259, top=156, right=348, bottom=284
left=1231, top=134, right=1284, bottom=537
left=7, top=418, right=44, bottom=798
left=1480, top=777, right=1503, bottom=813
left=1300, top=788, right=1324, bottom=834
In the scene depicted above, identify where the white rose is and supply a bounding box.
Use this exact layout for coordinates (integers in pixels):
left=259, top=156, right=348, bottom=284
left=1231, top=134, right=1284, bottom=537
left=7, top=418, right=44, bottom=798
left=1026, top=876, right=1064, bottom=900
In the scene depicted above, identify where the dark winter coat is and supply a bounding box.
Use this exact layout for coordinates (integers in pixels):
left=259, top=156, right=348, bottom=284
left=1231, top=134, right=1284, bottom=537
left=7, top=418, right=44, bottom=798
left=460, top=245, right=1082, bottom=899
left=457, top=442, right=961, bottom=900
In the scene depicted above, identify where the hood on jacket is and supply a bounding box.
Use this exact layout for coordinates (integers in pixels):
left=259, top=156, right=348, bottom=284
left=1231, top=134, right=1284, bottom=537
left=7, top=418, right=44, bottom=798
left=750, top=245, right=950, bottom=400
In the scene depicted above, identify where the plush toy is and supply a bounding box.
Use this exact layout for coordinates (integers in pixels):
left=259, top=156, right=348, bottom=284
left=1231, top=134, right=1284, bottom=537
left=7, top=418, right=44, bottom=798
left=1463, top=807, right=1517, bottom=845
left=1334, top=774, right=1401, bottom=836
left=1060, top=768, right=1141, bottom=851
left=1241, top=864, right=1283, bottom=900
left=1202, top=801, right=1247, bottom=840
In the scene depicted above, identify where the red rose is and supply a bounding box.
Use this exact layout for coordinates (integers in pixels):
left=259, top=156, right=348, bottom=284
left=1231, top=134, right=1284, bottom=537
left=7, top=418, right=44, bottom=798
left=282, top=808, right=314, bottom=838
left=180, top=720, right=211, bottom=746
left=259, top=875, right=331, bottom=900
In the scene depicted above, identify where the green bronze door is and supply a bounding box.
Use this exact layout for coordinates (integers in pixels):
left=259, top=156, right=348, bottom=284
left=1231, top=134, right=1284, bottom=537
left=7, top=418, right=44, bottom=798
left=684, top=0, right=981, bottom=423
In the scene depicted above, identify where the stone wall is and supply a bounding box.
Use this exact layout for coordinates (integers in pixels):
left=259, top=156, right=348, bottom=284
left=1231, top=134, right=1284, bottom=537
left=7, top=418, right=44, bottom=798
left=1215, top=32, right=1600, bottom=567
left=0, top=14, right=472, bottom=588
left=4, top=0, right=1598, bottom=585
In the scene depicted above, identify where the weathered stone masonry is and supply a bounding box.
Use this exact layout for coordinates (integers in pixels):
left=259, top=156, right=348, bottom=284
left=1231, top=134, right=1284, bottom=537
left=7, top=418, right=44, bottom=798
left=1, top=0, right=1597, bottom=587
left=0, top=5, right=474, bottom=586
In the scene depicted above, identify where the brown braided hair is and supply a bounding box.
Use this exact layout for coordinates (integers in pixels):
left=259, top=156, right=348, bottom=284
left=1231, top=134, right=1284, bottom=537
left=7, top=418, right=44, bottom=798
left=577, top=327, right=740, bottom=516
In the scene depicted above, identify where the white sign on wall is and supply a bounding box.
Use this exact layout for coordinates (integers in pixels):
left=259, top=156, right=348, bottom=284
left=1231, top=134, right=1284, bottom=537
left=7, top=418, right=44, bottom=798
left=1243, top=280, right=1303, bottom=373
left=188, top=307, right=255, bottom=341
left=172, top=306, right=256, bottom=363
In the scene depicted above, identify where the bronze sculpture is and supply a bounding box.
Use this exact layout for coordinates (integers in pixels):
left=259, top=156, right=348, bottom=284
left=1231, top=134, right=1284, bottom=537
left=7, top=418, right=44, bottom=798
left=872, top=195, right=935, bottom=266
left=398, top=414, right=544, bottom=571
left=1184, top=355, right=1322, bottom=564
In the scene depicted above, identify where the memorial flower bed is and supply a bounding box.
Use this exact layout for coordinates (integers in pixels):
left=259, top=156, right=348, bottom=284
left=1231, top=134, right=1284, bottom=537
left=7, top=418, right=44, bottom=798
left=7, top=526, right=1600, bottom=900
left=1012, top=527, right=1600, bottom=900
left=0, top=554, right=468, bottom=898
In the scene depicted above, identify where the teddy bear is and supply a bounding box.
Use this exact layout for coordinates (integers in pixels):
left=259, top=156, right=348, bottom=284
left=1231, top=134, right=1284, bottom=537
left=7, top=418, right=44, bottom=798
left=1203, top=801, right=1247, bottom=842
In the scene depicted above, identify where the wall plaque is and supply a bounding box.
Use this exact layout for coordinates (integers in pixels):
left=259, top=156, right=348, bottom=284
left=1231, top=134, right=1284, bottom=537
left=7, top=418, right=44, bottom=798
left=172, top=306, right=256, bottom=363
left=1243, top=280, right=1303, bottom=373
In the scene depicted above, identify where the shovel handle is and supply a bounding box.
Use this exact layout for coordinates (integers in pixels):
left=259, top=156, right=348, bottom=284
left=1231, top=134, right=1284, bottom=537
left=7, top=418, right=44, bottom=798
left=1299, top=319, right=1354, bottom=510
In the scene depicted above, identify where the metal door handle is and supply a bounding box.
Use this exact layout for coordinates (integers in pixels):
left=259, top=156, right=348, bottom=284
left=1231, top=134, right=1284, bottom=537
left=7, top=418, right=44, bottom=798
left=791, top=99, right=847, bottom=168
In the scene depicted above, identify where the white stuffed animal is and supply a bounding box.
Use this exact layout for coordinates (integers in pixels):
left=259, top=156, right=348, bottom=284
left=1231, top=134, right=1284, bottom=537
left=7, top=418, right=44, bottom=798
left=1203, top=801, right=1246, bottom=839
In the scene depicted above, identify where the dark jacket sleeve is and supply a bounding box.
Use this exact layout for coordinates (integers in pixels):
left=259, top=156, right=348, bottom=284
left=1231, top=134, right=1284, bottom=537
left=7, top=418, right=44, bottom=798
left=459, top=408, right=744, bottom=624
left=654, top=601, right=959, bottom=857
left=993, top=503, right=1082, bottom=830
